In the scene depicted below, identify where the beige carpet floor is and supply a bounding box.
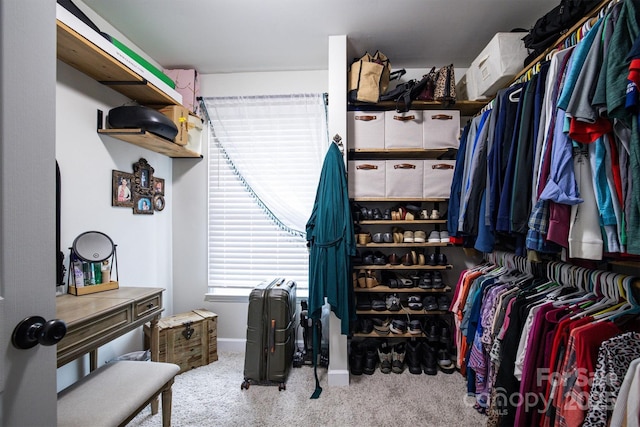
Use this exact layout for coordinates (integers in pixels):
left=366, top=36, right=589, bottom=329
left=128, top=351, right=487, bottom=427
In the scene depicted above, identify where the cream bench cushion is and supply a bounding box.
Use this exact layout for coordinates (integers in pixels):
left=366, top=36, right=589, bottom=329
left=58, top=360, right=180, bottom=427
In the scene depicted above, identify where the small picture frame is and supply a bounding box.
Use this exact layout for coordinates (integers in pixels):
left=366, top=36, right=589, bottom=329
left=132, top=158, right=155, bottom=198
left=112, top=170, right=134, bottom=207
left=153, top=177, right=165, bottom=195
left=133, top=195, right=154, bottom=215
left=154, top=195, right=165, bottom=211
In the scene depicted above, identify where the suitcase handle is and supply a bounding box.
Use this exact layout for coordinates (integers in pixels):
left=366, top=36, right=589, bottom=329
left=355, top=114, right=378, bottom=121
left=431, top=114, right=453, bottom=120
left=269, top=319, right=276, bottom=353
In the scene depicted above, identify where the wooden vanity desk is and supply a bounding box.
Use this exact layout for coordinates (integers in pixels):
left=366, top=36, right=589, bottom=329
left=56, top=286, right=164, bottom=369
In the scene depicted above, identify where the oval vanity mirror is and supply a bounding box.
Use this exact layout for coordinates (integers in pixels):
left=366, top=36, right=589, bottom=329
left=72, top=231, right=115, bottom=262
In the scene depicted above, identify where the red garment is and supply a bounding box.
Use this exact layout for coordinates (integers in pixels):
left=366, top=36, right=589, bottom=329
left=559, top=321, right=621, bottom=427
left=628, top=58, right=640, bottom=85
left=568, top=117, right=613, bottom=143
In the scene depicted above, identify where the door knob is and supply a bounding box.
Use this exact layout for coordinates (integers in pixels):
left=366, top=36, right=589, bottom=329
left=11, top=316, right=67, bottom=349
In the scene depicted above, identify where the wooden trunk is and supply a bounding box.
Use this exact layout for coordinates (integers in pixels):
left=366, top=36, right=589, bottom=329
left=145, top=308, right=218, bottom=374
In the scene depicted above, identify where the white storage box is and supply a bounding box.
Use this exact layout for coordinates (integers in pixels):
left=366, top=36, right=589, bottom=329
left=466, top=33, right=528, bottom=99
left=456, top=73, right=481, bottom=102
left=385, top=160, right=424, bottom=199
left=384, top=110, right=423, bottom=149
left=348, top=111, right=385, bottom=149
left=348, top=160, right=386, bottom=198
left=423, top=160, right=456, bottom=198
left=423, top=110, right=460, bottom=149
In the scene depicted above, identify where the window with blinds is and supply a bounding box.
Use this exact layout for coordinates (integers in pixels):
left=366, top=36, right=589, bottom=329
left=204, top=94, right=329, bottom=299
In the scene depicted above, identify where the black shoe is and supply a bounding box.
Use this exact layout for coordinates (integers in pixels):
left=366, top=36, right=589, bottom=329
left=363, top=347, right=378, bottom=375
left=432, top=271, right=445, bottom=289
left=427, top=253, right=437, bottom=266
left=437, top=296, right=450, bottom=311
left=408, top=320, right=423, bottom=335
left=392, top=342, right=406, bottom=374
left=361, top=318, right=374, bottom=334
left=418, top=271, right=433, bottom=289
left=422, top=296, right=438, bottom=311
left=437, top=347, right=455, bottom=374
left=378, top=340, right=392, bottom=374
left=407, top=295, right=423, bottom=310
left=421, top=342, right=438, bottom=375
left=350, top=341, right=364, bottom=375
left=405, top=340, right=422, bottom=374
left=439, top=323, right=451, bottom=344
left=424, top=320, right=439, bottom=343
left=437, top=253, right=448, bottom=266
left=390, top=319, right=407, bottom=334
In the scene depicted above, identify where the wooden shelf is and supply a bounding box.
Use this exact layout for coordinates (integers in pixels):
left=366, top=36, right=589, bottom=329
left=355, top=264, right=451, bottom=270
left=352, top=197, right=448, bottom=202
left=352, top=332, right=424, bottom=338
left=356, top=309, right=448, bottom=315
left=354, top=285, right=451, bottom=293
left=348, top=100, right=485, bottom=116
left=57, top=20, right=176, bottom=106
left=357, top=242, right=451, bottom=248
left=348, top=148, right=457, bottom=160
left=358, top=219, right=447, bottom=225
left=98, top=129, right=202, bottom=158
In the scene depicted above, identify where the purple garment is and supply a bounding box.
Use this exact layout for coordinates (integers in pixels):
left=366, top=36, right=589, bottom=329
left=514, top=302, right=556, bottom=426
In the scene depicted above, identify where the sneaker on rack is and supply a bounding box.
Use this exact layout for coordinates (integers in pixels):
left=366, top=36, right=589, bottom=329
left=390, top=319, right=407, bottom=335
left=407, top=295, right=423, bottom=310
left=428, top=230, right=441, bottom=243
left=422, top=296, right=438, bottom=311
left=386, top=294, right=401, bottom=312
left=408, top=320, right=423, bottom=335
left=439, top=231, right=450, bottom=243
left=437, top=346, right=455, bottom=374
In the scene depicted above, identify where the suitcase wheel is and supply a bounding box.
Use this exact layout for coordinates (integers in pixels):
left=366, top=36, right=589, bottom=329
left=241, top=380, right=250, bottom=390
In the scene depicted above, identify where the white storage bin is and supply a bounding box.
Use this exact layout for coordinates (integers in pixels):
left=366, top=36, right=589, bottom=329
left=423, top=160, right=456, bottom=199
left=423, top=110, right=460, bottom=149
left=384, top=110, right=423, bottom=149
left=385, top=160, right=424, bottom=199
left=348, top=111, right=385, bottom=149
left=348, top=160, right=386, bottom=198
left=467, top=32, right=528, bottom=98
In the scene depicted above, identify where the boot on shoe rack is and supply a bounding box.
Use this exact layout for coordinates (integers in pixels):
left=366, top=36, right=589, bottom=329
left=420, top=341, right=438, bottom=376
left=405, top=339, right=423, bottom=375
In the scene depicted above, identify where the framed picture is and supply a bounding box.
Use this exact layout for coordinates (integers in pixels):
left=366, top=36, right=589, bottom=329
left=154, top=195, right=165, bottom=211
left=133, top=195, right=154, bottom=215
left=153, top=177, right=165, bottom=195
left=132, top=158, right=154, bottom=198
left=112, top=170, right=134, bottom=207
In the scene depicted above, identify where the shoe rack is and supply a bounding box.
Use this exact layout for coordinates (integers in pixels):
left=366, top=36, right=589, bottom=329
left=347, top=104, right=467, bottom=344
left=351, top=200, right=452, bottom=339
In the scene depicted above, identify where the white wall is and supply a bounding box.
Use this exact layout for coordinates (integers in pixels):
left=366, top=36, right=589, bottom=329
left=55, top=60, right=175, bottom=390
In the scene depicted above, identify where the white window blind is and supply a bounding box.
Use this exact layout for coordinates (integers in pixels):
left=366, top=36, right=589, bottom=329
left=203, top=94, right=329, bottom=299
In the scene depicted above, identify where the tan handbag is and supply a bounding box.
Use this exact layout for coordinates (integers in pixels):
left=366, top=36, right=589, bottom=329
left=348, top=51, right=394, bottom=103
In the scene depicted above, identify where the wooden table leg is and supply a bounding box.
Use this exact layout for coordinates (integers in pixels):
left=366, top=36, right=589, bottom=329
left=150, top=316, right=160, bottom=415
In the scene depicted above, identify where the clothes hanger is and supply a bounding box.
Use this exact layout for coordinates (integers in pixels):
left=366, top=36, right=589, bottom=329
left=596, top=276, right=640, bottom=321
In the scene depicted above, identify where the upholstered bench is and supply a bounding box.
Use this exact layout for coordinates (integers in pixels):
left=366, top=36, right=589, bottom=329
left=58, top=360, right=180, bottom=427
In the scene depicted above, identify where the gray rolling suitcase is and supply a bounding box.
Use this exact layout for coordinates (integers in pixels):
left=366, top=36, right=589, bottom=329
left=241, top=277, right=296, bottom=390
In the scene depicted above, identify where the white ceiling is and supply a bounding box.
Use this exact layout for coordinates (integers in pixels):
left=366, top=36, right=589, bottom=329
left=80, top=0, right=559, bottom=74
